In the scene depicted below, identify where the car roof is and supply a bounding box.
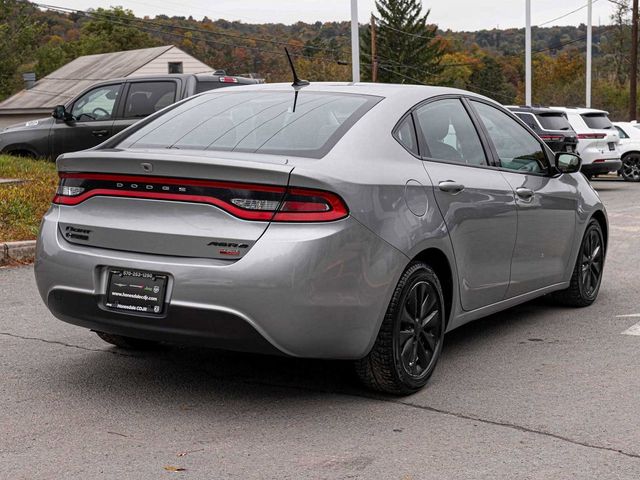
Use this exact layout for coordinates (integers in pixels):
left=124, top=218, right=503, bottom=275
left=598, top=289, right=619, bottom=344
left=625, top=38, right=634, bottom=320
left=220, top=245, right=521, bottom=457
left=550, top=106, right=610, bottom=115
left=84, top=73, right=261, bottom=85
left=506, top=105, right=567, bottom=115
left=197, top=81, right=495, bottom=104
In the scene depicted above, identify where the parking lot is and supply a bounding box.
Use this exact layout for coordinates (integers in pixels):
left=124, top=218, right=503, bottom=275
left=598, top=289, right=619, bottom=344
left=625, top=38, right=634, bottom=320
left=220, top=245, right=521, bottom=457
left=1, top=177, right=639, bottom=479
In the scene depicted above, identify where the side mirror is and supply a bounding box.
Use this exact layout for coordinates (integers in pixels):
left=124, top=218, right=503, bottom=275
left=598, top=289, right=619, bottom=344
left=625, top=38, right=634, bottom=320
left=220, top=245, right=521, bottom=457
left=555, top=152, right=581, bottom=174
left=52, top=105, right=72, bottom=122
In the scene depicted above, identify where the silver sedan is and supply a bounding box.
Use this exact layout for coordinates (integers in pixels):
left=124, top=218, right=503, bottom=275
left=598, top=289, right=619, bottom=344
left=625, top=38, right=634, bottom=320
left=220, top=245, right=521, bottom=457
left=35, top=83, right=607, bottom=394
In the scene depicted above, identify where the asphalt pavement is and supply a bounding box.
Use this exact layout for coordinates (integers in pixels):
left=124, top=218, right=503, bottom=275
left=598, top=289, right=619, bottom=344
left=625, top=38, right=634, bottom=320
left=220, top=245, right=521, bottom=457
left=1, top=177, right=639, bottom=479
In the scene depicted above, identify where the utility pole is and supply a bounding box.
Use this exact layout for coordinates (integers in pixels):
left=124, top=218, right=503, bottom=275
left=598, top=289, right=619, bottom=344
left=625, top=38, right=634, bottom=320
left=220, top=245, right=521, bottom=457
left=371, top=14, right=378, bottom=82
left=586, top=0, right=593, bottom=108
left=631, top=0, right=638, bottom=120
left=525, top=0, right=532, bottom=105
left=351, top=0, right=360, bottom=83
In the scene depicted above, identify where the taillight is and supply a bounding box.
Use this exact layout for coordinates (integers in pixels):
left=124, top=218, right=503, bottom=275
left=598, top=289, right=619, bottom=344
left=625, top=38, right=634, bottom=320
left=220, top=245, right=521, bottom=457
left=52, top=173, right=348, bottom=223
left=219, top=76, right=239, bottom=83
left=539, top=134, right=564, bottom=141
left=577, top=133, right=606, bottom=139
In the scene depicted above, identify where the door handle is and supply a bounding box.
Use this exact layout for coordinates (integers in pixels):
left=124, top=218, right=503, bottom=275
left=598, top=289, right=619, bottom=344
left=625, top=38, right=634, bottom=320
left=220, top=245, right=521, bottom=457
left=91, top=129, right=109, bottom=137
left=438, top=180, right=465, bottom=194
left=516, top=187, right=534, bottom=200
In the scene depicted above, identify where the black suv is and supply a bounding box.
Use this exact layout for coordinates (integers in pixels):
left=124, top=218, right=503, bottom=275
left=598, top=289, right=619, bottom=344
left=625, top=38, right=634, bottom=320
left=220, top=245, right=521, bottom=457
left=0, top=72, right=261, bottom=159
left=507, top=106, right=578, bottom=154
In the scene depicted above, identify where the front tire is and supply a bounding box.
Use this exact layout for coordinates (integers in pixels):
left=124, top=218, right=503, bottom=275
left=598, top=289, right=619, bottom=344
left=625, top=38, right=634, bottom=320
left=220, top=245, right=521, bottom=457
left=355, top=262, right=445, bottom=395
left=551, top=219, right=605, bottom=307
left=620, top=153, right=640, bottom=182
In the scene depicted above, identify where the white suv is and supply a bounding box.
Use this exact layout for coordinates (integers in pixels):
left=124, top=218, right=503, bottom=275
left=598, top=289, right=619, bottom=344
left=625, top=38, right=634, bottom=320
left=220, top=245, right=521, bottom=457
left=552, top=107, right=622, bottom=178
left=613, top=121, right=640, bottom=182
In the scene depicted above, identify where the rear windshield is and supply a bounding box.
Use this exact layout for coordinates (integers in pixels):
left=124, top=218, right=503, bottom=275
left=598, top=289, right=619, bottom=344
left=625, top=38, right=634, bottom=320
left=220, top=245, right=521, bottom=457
left=536, top=113, right=572, bottom=131
left=581, top=113, right=613, bottom=130
left=118, top=90, right=380, bottom=158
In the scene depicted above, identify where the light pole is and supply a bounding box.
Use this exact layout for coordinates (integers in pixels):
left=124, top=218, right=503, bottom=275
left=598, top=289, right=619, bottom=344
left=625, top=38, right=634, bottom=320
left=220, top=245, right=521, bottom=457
left=525, top=0, right=532, bottom=105
left=351, top=0, right=361, bottom=83
left=586, top=0, right=593, bottom=107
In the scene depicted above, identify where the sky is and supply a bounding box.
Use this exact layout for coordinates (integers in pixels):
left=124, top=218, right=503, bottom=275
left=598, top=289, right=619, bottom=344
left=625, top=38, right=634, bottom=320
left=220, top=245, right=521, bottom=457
left=41, top=0, right=617, bottom=31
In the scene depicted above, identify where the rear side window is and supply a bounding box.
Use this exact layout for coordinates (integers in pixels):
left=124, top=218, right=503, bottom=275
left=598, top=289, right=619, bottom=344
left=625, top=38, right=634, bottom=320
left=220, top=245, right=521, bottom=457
left=615, top=126, right=629, bottom=139
left=581, top=113, right=613, bottom=130
left=119, top=91, right=380, bottom=158
left=394, top=116, right=418, bottom=155
left=124, top=82, right=177, bottom=119
left=414, top=98, right=487, bottom=166
left=537, top=113, right=571, bottom=130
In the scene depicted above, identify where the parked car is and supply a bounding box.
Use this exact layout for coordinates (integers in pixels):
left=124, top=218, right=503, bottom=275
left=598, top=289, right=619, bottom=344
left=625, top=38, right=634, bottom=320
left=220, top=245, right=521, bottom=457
left=507, top=105, right=578, bottom=153
left=0, top=72, right=261, bottom=159
left=551, top=107, right=622, bottom=179
left=613, top=121, right=640, bottom=182
left=35, top=83, right=608, bottom=395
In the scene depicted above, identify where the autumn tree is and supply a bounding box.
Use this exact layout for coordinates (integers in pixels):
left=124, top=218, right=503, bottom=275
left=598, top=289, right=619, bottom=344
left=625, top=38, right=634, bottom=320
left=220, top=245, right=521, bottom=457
left=361, top=0, right=444, bottom=83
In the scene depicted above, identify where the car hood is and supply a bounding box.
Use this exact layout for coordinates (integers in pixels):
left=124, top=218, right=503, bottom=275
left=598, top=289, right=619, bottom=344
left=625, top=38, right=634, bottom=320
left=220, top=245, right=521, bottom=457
left=1, top=116, right=54, bottom=133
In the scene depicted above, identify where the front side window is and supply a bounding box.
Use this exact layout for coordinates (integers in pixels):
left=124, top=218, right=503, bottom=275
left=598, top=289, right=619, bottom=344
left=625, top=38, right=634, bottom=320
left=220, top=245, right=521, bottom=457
left=471, top=100, right=548, bottom=174
left=124, top=82, right=177, bottom=119
left=71, top=84, right=120, bottom=122
left=118, top=91, right=380, bottom=159
left=414, top=98, right=487, bottom=166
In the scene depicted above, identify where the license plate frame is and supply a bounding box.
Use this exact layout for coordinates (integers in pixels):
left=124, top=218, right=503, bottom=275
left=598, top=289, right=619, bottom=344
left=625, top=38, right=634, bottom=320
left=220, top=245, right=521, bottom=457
left=105, top=268, right=168, bottom=315
left=608, top=142, right=616, bottom=151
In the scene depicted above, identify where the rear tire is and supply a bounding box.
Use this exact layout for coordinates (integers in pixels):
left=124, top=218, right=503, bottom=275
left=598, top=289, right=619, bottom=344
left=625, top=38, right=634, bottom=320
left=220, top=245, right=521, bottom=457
left=620, top=153, right=640, bottom=182
left=355, top=262, right=445, bottom=395
left=95, top=331, right=162, bottom=350
left=551, top=219, right=605, bottom=307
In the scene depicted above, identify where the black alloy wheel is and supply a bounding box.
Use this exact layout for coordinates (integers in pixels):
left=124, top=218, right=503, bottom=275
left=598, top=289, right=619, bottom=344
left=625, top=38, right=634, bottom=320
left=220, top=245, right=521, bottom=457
left=579, top=225, right=604, bottom=299
left=551, top=219, right=605, bottom=307
left=621, top=153, right=640, bottom=182
left=355, top=262, right=445, bottom=395
left=396, top=281, right=442, bottom=380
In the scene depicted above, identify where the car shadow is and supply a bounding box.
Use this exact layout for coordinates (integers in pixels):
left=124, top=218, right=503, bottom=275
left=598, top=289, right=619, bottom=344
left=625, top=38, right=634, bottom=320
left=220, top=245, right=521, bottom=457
left=45, top=297, right=561, bottom=405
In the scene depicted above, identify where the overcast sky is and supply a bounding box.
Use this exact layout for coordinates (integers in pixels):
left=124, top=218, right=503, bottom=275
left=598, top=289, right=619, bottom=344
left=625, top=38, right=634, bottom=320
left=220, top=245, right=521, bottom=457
left=44, top=0, right=616, bottom=31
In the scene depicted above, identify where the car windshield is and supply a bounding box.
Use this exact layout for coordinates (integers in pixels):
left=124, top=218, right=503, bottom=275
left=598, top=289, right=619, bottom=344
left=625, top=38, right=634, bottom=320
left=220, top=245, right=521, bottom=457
left=118, top=90, right=380, bottom=158
left=537, top=113, right=571, bottom=131
left=581, top=113, right=613, bottom=129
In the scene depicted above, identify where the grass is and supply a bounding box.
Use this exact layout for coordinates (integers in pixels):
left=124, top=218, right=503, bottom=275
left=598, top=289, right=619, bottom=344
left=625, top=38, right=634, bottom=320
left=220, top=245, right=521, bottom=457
left=0, top=155, right=58, bottom=242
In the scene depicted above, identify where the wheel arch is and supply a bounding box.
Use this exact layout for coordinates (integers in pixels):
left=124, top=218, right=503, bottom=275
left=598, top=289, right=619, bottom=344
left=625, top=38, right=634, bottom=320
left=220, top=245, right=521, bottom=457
left=411, top=247, right=454, bottom=328
left=621, top=150, right=640, bottom=159
left=591, top=210, right=608, bottom=252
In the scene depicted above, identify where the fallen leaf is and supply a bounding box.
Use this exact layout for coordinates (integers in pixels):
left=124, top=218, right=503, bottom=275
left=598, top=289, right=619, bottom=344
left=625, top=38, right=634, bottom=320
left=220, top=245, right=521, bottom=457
left=163, top=466, right=186, bottom=472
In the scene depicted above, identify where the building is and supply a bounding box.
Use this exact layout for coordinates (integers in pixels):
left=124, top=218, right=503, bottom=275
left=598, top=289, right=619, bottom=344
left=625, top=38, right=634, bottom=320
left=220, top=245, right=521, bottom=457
left=0, top=45, right=213, bottom=128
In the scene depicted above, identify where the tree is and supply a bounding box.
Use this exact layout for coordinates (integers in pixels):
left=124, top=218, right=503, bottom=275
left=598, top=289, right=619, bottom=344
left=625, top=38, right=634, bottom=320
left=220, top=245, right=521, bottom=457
left=361, top=0, right=444, bottom=84
left=467, top=56, right=516, bottom=104
left=0, top=0, right=42, bottom=100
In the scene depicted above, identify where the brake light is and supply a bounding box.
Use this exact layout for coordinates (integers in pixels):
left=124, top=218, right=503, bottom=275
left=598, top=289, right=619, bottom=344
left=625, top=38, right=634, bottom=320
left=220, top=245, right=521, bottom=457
left=219, top=76, right=239, bottom=83
left=539, top=135, right=564, bottom=141
left=52, top=173, right=348, bottom=222
left=577, top=133, right=606, bottom=139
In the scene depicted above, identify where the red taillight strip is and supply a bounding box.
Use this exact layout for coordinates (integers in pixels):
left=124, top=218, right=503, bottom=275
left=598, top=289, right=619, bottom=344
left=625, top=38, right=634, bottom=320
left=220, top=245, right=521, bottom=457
left=53, top=173, right=349, bottom=222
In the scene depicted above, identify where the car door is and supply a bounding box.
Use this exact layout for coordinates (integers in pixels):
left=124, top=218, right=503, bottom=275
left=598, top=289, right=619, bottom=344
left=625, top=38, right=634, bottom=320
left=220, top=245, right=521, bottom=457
left=111, top=80, right=179, bottom=136
left=413, top=97, right=518, bottom=312
left=50, top=83, right=123, bottom=158
left=468, top=99, right=578, bottom=297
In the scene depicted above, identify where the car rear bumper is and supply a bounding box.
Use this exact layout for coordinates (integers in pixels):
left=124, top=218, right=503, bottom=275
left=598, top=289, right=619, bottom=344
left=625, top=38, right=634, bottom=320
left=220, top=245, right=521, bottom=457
left=35, top=206, right=407, bottom=359
left=581, top=159, right=622, bottom=175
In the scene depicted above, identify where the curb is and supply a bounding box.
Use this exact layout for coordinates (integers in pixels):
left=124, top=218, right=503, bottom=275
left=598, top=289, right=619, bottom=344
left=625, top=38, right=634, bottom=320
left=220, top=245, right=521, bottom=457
left=1, top=240, right=37, bottom=265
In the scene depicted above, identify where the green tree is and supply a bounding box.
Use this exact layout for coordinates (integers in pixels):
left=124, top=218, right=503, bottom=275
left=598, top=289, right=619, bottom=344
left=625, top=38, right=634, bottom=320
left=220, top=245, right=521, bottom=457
left=468, top=56, right=516, bottom=104
left=0, top=0, right=42, bottom=100
left=361, top=0, right=444, bottom=83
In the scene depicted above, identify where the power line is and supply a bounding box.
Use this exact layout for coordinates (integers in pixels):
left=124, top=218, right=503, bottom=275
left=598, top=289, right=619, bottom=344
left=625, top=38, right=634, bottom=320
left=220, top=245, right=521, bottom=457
left=538, top=0, right=600, bottom=27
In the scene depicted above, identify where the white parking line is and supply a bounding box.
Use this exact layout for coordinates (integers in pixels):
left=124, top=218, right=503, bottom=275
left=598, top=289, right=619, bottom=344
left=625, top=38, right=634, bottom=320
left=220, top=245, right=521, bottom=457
left=617, top=314, right=640, bottom=336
